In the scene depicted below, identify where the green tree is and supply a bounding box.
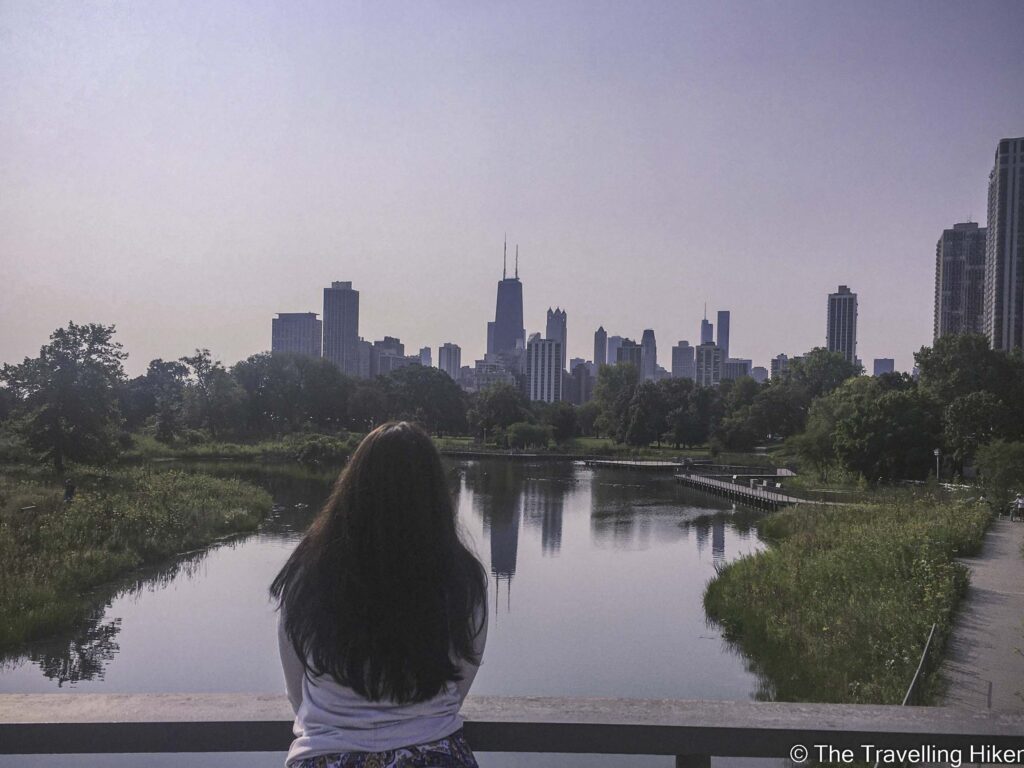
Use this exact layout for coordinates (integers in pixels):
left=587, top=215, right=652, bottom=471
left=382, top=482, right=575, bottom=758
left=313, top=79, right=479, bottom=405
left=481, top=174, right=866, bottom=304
left=180, top=350, right=246, bottom=439
left=575, top=400, right=600, bottom=438
left=470, top=383, right=530, bottom=437
left=592, top=363, right=639, bottom=443
left=386, top=365, right=467, bottom=435
left=542, top=401, right=578, bottom=444
left=0, top=322, right=127, bottom=470
left=915, top=334, right=1024, bottom=409
left=787, top=347, right=862, bottom=400
left=507, top=421, right=551, bottom=449
left=943, top=391, right=1010, bottom=468
left=975, top=440, right=1024, bottom=511
left=833, top=388, right=941, bottom=482
left=624, top=381, right=668, bottom=447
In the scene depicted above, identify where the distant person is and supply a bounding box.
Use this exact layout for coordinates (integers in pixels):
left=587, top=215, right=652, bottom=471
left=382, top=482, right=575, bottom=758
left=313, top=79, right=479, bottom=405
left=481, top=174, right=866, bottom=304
left=1012, top=494, right=1024, bottom=522
left=271, top=421, right=488, bottom=768
left=63, top=478, right=75, bottom=504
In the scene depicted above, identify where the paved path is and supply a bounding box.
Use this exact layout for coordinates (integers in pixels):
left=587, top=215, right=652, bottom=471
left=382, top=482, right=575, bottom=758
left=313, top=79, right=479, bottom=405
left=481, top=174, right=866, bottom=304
left=939, top=518, right=1024, bottom=712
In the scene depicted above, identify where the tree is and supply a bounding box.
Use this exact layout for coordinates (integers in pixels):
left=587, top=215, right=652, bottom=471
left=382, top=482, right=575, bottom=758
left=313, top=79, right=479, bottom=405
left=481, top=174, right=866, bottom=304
left=592, top=363, right=639, bottom=443
left=624, top=381, right=668, bottom=447
left=507, top=421, right=551, bottom=449
left=180, top=350, right=246, bottom=439
left=975, top=440, right=1024, bottom=511
left=470, top=383, right=530, bottom=436
left=576, top=400, right=600, bottom=438
left=915, top=334, right=1024, bottom=407
left=786, top=347, right=861, bottom=400
left=386, top=365, right=467, bottom=435
left=833, top=388, right=941, bottom=482
left=0, top=322, right=127, bottom=470
left=543, top=401, right=578, bottom=444
left=943, top=391, right=1010, bottom=468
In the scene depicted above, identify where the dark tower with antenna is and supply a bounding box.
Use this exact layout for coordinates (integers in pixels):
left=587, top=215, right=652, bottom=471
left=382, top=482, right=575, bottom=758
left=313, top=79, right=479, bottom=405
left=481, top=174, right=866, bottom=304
left=486, top=237, right=525, bottom=357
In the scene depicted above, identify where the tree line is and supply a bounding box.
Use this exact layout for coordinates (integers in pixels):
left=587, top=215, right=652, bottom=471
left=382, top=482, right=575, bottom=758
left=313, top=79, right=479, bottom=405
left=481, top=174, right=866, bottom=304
left=2, top=323, right=1024, bottom=492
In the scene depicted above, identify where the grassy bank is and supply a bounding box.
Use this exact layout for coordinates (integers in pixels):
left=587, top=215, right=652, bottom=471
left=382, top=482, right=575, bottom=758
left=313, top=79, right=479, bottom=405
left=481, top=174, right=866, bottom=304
left=0, top=467, right=272, bottom=654
left=704, top=495, right=990, bottom=704
left=125, top=432, right=357, bottom=464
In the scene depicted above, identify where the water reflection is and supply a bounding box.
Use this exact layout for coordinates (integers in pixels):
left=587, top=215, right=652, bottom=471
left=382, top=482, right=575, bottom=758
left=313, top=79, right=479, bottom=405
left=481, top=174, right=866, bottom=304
left=1, top=458, right=773, bottom=703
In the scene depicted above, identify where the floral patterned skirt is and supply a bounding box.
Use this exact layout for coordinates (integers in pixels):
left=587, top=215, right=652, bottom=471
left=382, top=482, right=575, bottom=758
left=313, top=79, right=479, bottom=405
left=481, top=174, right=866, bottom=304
left=291, top=729, right=478, bottom=768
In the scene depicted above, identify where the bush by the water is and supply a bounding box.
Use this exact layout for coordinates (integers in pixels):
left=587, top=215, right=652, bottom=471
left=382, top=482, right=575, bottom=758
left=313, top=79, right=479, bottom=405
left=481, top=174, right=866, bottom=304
left=703, top=496, right=989, bottom=704
left=127, top=432, right=356, bottom=465
left=0, top=467, right=272, bottom=653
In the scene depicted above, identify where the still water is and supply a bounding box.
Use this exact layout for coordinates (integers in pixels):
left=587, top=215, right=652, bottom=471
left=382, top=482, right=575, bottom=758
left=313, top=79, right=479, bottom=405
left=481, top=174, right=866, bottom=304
left=0, top=459, right=770, bottom=767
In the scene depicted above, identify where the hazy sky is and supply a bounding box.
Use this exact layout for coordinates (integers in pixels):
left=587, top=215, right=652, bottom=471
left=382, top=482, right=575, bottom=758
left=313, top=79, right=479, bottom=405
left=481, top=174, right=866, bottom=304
left=2, top=1, right=1023, bottom=376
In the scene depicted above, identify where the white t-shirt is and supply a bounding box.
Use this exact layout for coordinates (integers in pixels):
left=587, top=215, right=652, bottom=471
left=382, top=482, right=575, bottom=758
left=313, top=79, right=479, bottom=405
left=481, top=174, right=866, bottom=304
left=278, top=597, right=488, bottom=764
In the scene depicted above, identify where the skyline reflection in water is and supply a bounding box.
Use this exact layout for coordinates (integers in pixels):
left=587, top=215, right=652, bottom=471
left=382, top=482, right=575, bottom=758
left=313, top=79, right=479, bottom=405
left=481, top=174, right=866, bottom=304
left=1, top=458, right=770, bottom=768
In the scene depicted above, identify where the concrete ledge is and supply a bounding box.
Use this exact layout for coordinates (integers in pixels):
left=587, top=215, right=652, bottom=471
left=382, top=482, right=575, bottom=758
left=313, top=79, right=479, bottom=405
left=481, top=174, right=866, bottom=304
left=0, top=694, right=1022, bottom=755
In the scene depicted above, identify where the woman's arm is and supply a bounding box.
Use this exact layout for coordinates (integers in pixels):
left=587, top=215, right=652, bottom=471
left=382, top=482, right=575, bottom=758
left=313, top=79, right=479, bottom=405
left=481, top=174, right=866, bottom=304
left=277, top=611, right=305, bottom=714
left=454, top=593, right=488, bottom=703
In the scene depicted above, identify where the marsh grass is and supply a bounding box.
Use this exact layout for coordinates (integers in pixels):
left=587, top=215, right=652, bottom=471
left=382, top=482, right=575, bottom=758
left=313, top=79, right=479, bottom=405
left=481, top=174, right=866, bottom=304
left=704, top=495, right=990, bottom=704
left=0, top=467, right=272, bottom=653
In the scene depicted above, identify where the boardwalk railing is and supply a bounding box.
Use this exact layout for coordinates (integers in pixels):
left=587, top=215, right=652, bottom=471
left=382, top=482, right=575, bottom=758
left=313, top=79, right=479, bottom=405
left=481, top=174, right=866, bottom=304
left=1, top=694, right=1022, bottom=765
left=675, top=472, right=801, bottom=510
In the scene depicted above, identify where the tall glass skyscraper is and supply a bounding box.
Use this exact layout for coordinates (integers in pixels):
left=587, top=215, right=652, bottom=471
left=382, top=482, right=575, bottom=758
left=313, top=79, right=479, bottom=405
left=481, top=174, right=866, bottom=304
left=322, top=281, right=360, bottom=376
left=826, top=285, right=858, bottom=364
left=983, top=136, right=1024, bottom=352
left=934, top=222, right=987, bottom=342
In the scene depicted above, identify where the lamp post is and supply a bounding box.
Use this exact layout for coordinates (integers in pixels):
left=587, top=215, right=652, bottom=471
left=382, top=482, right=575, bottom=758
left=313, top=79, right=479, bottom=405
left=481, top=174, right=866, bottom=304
left=934, top=448, right=941, bottom=481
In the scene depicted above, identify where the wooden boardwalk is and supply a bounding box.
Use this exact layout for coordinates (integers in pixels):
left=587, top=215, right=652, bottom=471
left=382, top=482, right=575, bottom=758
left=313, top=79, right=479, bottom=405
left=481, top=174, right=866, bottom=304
left=675, top=472, right=815, bottom=510
left=581, top=459, right=684, bottom=472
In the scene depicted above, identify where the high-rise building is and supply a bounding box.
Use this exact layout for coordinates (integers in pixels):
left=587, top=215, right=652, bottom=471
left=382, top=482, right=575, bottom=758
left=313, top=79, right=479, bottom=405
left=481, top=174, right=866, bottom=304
left=616, top=338, right=643, bottom=369
left=640, top=329, right=657, bottom=381
left=983, top=137, right=1024, bottom=352
left=716, top=311, right=731, bottom=360
left=671, top=341, right=695, bottom=380
left=751, top=366, right=769, bottom=384
left=419, top=346, right=432, bottom=367
left=487, top=242, right=525, bottom=358
left=873, top=358, right=895, bottom=376
left=438, top=343, right=461, bottom=380
left=695, top=343, right=722, bottom=387
left=526, top=335, right=563, bottom=403
left=569, top=361, right=594, bottom=405
left=271, top=312, right=321, bottom=357
left=546, top=308, right=568, bottom=373
left=770, top=353, right=803, bottom=381
left=607, top=335, right=624, bottom=366
left=370, top=337, right=405, bottom=378
left=934, top=222, right=987, bottom=342
left=827, top=285, right=858, bottom=364
left=323, top=281, right=360, bottom=375
left=594, top=326, right=607, bottom=368
left=722, top=358, right=752, bottom=381
left=357, top=339, right=371, bottom=379
left=700, top=312, right=714, bottom=345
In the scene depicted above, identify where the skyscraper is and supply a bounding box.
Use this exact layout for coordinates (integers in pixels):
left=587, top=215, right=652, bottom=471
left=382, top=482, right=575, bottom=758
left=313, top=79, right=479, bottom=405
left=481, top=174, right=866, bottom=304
left=419, top=346, right=432, bottom=367
left=438, top=343, right=461, bottom=380
left=934, top=222, right=987, bottom=342
left=700, top=307, right=714, bottom=345
left=271, top=312, right=321, bottom=357
left=716, top=311, right=730, bottom=360
left=607, top=335, right=623, bottom=366
left=671, top=341, right=695, bottom=379
left=323, top=281, right=360, bottom=376
left=546, top=307, right=568, bottom=372
left=873, top=358, right=895, bottom=376
left=695, top=342, right=722, bottom=387
left=827, top=285, right=858, bottom=364
left=616, top=338, right=643, bottom=368
left=983, top=136, right=1024, bottom=352
left=594, top=326, right=607, bottom=368
left=640, top=329, right=657, bottom=381
left=526, top=335, right=562, bottom=403
left=487, top=241, right=525, bottom=358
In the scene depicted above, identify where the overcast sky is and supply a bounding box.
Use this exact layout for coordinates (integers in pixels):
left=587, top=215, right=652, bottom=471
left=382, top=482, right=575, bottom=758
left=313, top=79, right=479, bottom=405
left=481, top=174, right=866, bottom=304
left=2, top=0, right=1023, bottom=376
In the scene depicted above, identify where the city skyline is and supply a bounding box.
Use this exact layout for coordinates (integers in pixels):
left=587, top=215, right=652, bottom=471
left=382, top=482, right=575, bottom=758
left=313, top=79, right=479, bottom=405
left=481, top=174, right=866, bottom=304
left=3, top=2, right=1024, bottom=376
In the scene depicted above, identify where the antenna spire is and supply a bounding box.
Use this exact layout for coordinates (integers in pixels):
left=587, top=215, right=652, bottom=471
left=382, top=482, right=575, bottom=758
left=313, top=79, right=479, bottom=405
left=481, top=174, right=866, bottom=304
left=704, top=302, right=707, bottom=320
left=503, top=234, right=507, bottom=279
left=515, top=244, right=519, bottom=278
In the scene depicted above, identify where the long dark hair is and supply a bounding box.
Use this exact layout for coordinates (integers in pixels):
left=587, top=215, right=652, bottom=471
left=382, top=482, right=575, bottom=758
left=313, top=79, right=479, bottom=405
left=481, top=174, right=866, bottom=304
left=270, top=421, right=486, bottom=703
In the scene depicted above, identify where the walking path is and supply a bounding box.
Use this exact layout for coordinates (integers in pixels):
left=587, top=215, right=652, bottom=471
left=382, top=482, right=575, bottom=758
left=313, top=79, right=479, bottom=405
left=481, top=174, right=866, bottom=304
left=939, top=519, right=1024, bottom=712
